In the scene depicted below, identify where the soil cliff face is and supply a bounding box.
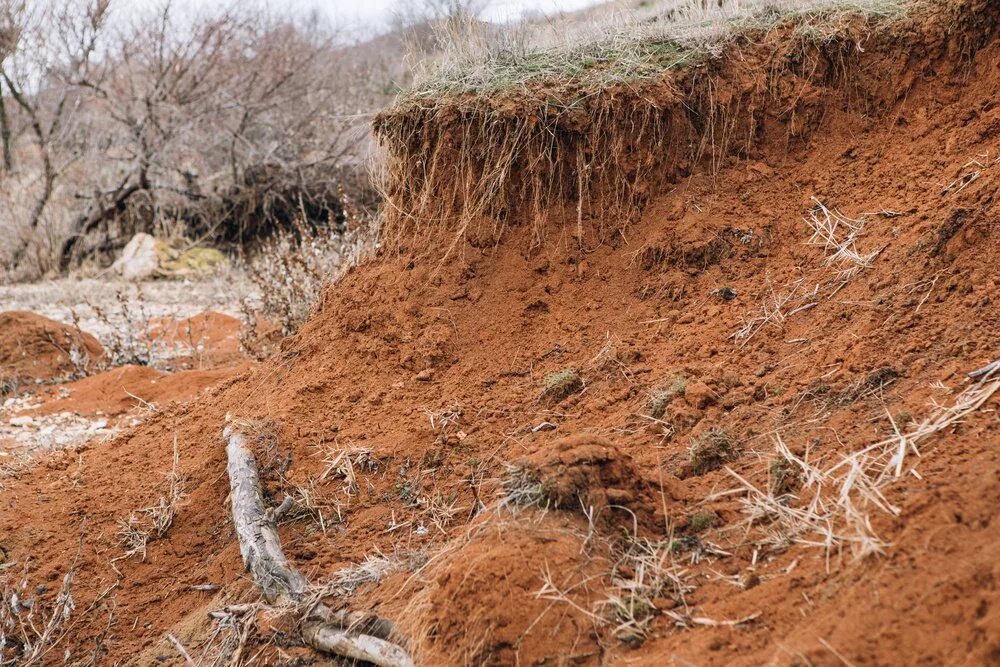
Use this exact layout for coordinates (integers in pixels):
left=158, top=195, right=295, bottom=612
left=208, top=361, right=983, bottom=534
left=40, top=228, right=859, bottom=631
left=0, top=2, right=997, bottom=665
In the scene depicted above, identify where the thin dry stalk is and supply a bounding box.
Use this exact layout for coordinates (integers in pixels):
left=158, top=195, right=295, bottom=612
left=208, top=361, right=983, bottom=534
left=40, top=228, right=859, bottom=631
left=730, top=369, right=999, bottom=563
left=114, top=435, right=185, bottom=561
left=321, top=446, right=378, bottom=496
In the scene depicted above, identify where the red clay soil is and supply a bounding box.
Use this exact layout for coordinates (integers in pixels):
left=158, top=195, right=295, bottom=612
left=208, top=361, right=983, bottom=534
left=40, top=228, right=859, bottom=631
left=149, top=311, right=245, bottom=370
left=0, top=311, right=104, bottom=384
left=28, top=364, right=239, bottom=418
left=1, top=2, right=999, bottom=666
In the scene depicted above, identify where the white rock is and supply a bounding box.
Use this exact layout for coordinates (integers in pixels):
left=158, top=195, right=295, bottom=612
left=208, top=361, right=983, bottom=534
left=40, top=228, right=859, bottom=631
left=9, top=416, right=34, bottom=427
left=112, top=233, right=160, bottom=280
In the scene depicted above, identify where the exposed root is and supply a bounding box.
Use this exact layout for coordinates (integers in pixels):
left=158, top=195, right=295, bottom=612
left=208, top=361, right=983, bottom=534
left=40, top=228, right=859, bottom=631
left=223, top=425, right=413, bottom=667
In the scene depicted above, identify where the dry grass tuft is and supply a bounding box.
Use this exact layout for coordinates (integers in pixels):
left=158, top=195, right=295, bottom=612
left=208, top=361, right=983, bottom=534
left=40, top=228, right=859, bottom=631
left=730, top=368, right=999, bottom=562
left=599, top=537, right=692, bottom=645
left=541, top=369, right=584, bottom=404
left=804, top=197, right=880, bottom=283
left=689, top=428, right=739, bottom=475
left=320, top=446, right=379, bottom=496
left=500, top=464, right=551, bottom=511
left=114, top=436, right=185, bottom=562
left=319, top=551, right=416, bottom=598
left=647, top=376, right=688, bottom=418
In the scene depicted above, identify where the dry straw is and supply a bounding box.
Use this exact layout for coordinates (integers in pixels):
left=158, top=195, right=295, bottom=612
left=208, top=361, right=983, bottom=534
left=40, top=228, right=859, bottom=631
left=729, top=367, right=999, bottom=566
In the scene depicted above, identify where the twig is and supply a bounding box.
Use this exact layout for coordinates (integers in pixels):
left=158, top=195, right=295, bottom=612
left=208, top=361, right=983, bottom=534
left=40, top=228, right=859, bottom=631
left=166, top=634, right=196, bottom=667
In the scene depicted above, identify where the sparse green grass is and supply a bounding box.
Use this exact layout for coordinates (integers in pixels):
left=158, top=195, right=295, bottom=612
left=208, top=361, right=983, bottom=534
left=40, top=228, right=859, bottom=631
left=647, top=376, right=688, bottom=418
left=688, top=509, right=720, bottom=533
left=414, top=38, right=700, bottom=98
left=542, top=368, right=584, bottom=404
left=689, top=428, right=739, bottom=475
left=403, top=0, right=910, bottom=100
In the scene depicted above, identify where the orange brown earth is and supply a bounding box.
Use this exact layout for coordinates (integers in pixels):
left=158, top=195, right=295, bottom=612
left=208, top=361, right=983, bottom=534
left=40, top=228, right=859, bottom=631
left=0, top=311, right=105, bottom=385
left=1, top=1, right=999, bottom=665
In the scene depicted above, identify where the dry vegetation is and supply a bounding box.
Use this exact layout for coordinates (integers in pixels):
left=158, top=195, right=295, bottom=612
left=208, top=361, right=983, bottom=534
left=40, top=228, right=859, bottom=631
left=0, top=0, right=399, bottom=282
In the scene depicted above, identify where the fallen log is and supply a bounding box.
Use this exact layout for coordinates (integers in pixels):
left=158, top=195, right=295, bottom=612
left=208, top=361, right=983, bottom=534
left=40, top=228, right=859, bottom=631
left=223, top=426, right=413, bottom=667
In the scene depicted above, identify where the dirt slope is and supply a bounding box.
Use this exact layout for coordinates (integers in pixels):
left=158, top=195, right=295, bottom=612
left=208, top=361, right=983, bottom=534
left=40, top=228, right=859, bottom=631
left=1, top=2, right=998, bottom=665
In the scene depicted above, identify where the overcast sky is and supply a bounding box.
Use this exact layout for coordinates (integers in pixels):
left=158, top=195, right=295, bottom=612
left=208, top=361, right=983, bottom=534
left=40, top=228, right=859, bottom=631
left=291, top=0, right=602, bottom=33
left=320, top=0, right=595, bottom=27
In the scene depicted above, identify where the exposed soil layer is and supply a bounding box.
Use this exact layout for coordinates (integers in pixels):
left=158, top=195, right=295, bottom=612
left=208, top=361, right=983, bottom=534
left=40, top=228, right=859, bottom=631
left=1, top=2, right=999, bottom=666
left=0, top=311, right=105, bottom=385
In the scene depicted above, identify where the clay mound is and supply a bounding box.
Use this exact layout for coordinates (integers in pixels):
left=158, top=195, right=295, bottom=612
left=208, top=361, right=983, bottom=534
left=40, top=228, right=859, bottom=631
left=511, top=433, right=670, bottom=531
left=0, top=311, right=104, bottom=384
left=31, top=364, right=237, bottom=417
left=149, top=311, right=244, bottom=368
left=399, top=515, right=605, bottom=665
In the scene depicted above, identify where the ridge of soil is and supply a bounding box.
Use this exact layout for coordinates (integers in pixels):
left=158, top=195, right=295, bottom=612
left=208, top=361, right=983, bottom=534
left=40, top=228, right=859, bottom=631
left=1, top=2, right=998, bottom=665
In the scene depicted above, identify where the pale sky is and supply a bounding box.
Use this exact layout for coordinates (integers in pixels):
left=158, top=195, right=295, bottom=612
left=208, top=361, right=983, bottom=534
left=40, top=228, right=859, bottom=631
left=282, top=0, right=603, bottom=33
left=112, top=0, right=605, bottom=42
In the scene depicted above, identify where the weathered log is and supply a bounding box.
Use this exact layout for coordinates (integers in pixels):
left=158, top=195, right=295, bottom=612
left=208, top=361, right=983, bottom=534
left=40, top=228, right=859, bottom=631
left=223, top=426, right=413, bottom=667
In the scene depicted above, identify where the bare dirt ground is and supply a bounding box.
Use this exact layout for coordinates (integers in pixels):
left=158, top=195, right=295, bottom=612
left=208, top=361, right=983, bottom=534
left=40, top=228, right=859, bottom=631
left=1, top=275, right=251, bottom=458
left=0, top=1, right=998, bottom=666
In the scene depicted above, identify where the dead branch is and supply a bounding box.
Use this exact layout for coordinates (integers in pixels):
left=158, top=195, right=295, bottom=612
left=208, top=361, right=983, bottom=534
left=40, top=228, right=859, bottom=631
left=223, top=426, right=412, bottom=667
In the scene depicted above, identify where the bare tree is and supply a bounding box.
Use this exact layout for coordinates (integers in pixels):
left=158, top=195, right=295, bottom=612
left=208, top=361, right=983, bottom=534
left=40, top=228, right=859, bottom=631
left=0, top=0, right=393, bottom=279
left=0, top=0, right=109, bottom=270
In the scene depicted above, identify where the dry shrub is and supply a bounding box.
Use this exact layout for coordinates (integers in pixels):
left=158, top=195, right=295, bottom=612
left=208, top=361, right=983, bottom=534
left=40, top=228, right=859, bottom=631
left=239, top=196, right=373, bottom=347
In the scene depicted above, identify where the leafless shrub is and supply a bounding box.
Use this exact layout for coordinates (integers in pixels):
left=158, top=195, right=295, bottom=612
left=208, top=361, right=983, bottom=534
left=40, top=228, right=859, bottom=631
left=73, top=286, right=166, bottom=368
left=1, top=1, right=392, bottom=280
left=239, top=198, right=372, bottom=343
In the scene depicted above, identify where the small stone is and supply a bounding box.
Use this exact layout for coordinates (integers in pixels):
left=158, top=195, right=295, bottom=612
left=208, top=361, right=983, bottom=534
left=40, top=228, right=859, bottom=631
left=740, top=572, right=761, bottom=590
left=9, top=416, right=34, bottom=427
left=415, top=369, right=434, bottom=382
